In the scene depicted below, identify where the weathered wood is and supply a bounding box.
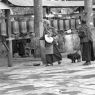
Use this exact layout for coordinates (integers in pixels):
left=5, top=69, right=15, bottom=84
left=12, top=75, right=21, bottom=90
left=34, top=0, right=41, bottom=57
left=5, top=10, right=13, bottom=67
left=84, top=0, right=95, bottom=58
left=34, top=0, right=46, bottom=64
left=8, top=0, right=84, bottom=7
left=84, top=0, right=94, bottom=28
left=3, top=0, right=13, bottom=67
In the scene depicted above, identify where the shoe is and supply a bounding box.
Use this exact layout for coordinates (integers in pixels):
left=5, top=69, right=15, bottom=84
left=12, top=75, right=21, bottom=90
left=87, top=62, right=91, bottom=65
left=77, top=59, right=81, bottom=62
left=58, top=61, right=61, bottom=64
left=45, top=63, right=53, bottom=66
left=49, top=63, right=53, bottom=66
left=83, top=62, right=91, bottom=65
left=45, top=64, right=50, bottom=66
left=33, top=63, right=40, bottom=66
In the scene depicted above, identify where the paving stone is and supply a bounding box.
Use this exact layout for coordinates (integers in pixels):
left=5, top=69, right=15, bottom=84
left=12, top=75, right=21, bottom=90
left=0, top=58, right=95, bottom=95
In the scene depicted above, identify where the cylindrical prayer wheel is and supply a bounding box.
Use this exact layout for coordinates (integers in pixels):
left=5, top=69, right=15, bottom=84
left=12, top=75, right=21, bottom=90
left=19, top=21, right=27, bottom=34
left=27, top=20, right=34, bottom=33
left=71, top=19, right=76, bottom=29
left=65, top=20, right=70, bottom=30
left=75, top=19, right=81, bottom=29
left=0, top=22, right=7, bottom=36
left=53, top=20, right=58, bottom=30
left=59, top=20, right=64, bottom=30
left=11, top=21, right=19, bottom=34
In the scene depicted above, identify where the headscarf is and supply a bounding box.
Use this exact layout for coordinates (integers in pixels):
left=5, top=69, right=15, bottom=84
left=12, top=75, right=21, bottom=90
left=43, top=19, right=58, bottom=36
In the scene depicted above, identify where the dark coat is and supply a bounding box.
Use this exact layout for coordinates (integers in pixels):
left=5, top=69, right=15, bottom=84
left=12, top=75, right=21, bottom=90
left=80, top=41, right=94, bottom=61
left=78, top=24, right=92, bottom=43
left=78, top=24, right=94, bottom=61
left=40, top=34, right=54, bottom=54
left=45, top=41, right=54, bottom=54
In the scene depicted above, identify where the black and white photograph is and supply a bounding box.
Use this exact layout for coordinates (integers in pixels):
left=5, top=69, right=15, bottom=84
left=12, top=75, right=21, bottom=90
left=0, top=0, right=95, bottom=95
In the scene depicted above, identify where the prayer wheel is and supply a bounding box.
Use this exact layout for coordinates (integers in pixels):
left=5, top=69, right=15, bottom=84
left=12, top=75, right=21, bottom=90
left=11, top=21, right=19, bottom=34
left=53, top=20, right=58, bottom=30
left=71, top=19, right=76, bottom=29
left=27, top=20, right=34, bottom=33
left=65, top=20, right=70, bottom=30
left=19, top=21, right=27, bottom=34
left=59, top=20, right=64, bottom=30
left=0, top=22, right=7, bottom=36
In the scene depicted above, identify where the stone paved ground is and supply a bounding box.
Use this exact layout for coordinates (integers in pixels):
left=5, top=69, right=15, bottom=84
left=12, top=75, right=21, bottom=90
left=0, top=58, right=95, bottom=95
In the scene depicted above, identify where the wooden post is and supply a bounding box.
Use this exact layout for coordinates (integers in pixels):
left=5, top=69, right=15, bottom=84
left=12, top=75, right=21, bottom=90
left=84, top=0, right=95, bottom=56
left=3, top=0, right=12, bottom=67
left=84, top=0, right=94, bottom=28
left=34, top=0, right=46, bottom=64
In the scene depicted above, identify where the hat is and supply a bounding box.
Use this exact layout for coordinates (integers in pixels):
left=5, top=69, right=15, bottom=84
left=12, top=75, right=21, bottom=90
left=45, top=34, right=53, bottom=43
left=43, top=19, right=50, bottom=25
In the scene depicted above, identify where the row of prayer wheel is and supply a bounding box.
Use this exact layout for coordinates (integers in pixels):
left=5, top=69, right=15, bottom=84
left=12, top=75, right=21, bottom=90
left=0, top=19, right=79, bottom=37
left=50, top=18, right=80, bottom=31
left=0, top=21, right=34, bottom=36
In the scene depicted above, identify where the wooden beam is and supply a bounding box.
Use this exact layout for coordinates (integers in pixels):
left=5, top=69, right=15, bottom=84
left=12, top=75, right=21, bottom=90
left=3, top=0, right=13, bottom=67
left=6, top=0, right=95, bottom=8
left=8, top=0, right=84, bottom=7
left=43, top=1, right=84, bottom=7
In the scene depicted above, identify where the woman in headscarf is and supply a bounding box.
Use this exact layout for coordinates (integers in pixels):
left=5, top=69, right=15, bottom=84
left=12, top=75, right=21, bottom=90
left=78, top=20, right=94, bottom=65
left=43, top=19, right=62, bottom=66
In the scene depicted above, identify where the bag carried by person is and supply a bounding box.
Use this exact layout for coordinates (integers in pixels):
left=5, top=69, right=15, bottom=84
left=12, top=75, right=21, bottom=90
left=45, top=34, right=54, bottom=43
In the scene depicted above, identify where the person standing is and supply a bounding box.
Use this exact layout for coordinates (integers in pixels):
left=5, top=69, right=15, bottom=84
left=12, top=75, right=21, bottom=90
left=78, top=20, right=94, bottom=65
left=43, top=20, right=62, bottom=66
left=30, top=33, right=35, bottom=57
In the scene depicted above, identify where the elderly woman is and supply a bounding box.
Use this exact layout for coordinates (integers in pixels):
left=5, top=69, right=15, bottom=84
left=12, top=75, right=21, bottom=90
left=43, top=19, right=62, bottom=66
left=78, top=20, right=94, bottom=65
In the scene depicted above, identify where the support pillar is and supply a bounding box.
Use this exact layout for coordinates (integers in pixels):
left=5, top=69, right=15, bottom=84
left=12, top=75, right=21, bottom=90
left=84, top=0, right=93, bottom=28
left=3, top=0, right=12, bottom=67
left=34, top=0, right=46, bottom=64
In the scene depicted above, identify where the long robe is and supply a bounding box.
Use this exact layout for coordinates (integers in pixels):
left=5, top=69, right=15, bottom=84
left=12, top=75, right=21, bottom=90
left=46, top=42, right=62, bottom=64
left=81, top=41, right=94, bottom=61
left=79, top=24, right=95, bottom=62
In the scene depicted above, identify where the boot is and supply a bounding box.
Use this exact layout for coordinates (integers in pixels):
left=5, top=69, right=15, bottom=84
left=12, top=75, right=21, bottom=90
left=83, top=61, right=91, bottom=65
left=58, top=61, right=61, bottom=64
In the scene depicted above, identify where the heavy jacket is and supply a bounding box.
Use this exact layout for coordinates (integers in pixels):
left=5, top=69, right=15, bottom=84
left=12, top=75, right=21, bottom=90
left=78, top=24, right=95, bottom=61
left=78, top=24, right=92, bottom=43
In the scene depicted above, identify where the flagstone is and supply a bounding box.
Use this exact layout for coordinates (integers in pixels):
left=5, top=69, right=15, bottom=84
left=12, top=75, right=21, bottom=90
left=0, top=59, right=95, bottom=95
